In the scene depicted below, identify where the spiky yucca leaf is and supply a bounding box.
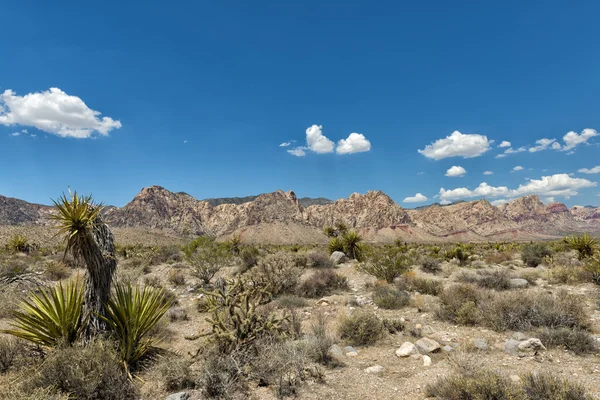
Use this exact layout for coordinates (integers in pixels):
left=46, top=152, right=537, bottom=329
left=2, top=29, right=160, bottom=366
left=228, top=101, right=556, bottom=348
left=101, top=283, right=171, bottom=368
left=342, top=230, right=363, bottom=261
left=2, top=280, right=86, bottom=347
left=50, top=190, right=104, bottom=256
left=564, top=233, right=598, bottom=260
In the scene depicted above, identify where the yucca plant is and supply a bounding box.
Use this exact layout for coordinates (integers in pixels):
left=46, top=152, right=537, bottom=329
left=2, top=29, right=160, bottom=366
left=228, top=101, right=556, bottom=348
left=101, top=283, right=171, bottom=371
left=6, top=234, right=30, bottom=253
left=564, top=233, right=598, bottom=260
left=342, top=230, right=363, bottom=260
left=51, top=190, right=117, bottom=338
left=328, top=237, right=344, bottom=254
left=2, top=280, right=86, bottom=347
left=323, top=226, right=336, bottom=238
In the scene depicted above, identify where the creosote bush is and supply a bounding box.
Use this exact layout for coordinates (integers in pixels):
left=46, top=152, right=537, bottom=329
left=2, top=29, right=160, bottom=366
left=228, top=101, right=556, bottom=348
left=338, top=311, right=385, bottom=346
left=521, top=242, right=552, bottom=267
left=371, top=284, right=410, bottom=309
left=420, top=257, right=442, bottom=274
left=246, top=252, right=305, bottom=296
left=358, top=245, right=416, bottom=283
left=296, top=269, right=348, bottom=298
left=306, top=251, right=334, bottom=269
left=186, top=241, right=231, bottom=284
left=456, top=268, right=512, bottom=290
left=535, top=328, right=598, bottom=355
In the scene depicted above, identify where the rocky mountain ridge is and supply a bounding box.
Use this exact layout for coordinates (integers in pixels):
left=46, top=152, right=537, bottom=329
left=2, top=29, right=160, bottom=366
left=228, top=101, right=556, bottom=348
left=1, top=187, right=599, bottom=243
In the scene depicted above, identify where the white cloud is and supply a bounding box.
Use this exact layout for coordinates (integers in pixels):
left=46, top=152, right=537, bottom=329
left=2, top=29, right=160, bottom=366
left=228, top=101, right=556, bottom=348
left=551, top=142, right=561, bottom=150
left=499, top=141, right=511, bottom=148
left=305, top=125, right=334, bottom=153
left=440, top=200, right=451, bottom=205
left=0, top=88, right=121, bottom=138
left=439, top=174, right=596, bottom=202
left=418, top=130, right=491, bottom=160
left=544, top=197, right=555, bottom=203
left=417, top=172, right=425, bottom=175
left=529, top=138, right=557, bottom=152
left=496, top=146, right=526, bottom=158
left=279, top=141, right=292, bottom=147
left=562, top=129, right=598, bottom=151
left=483, top=171, right=494, bottom=175
left=513, top=166, right=524, bottom=171
left=579, top=166, right=600, bottom=174
left=336, top=132, right=371, bottom=154
left=445, top=165, right=467, bottom=177
left=491, top=199, right=509, bottom=206
left=10, top=132, right=20, bottom=136
left=183, top=140, right=188, bottom=144
left=403, top=193, right=428, bottom=203
left=287, top=147, right=307, bottom=157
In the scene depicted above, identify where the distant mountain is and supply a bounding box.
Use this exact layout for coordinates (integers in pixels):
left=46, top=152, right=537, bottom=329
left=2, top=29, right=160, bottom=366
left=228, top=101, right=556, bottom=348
left=1, top=187, right=599, bottom=243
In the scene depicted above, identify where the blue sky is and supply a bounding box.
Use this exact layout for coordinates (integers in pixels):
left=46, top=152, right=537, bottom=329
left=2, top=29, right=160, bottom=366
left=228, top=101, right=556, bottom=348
left=1, top=0, right=599, bottom=207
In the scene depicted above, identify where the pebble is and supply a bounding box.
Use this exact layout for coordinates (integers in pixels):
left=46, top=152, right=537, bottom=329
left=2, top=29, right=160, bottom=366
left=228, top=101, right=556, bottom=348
left=423, top=355, right=432, bottom=367
left=472, top=338, right=488, bottom=351
left=365, top=365, right=385, bottom=375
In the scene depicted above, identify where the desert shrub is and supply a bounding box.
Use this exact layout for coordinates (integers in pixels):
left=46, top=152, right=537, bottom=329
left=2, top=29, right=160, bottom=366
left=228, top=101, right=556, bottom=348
left=155, top=356, right=197, bottom=391
left=296, top=269, right=348, bottom=298
left=306, top=251, right=334, bottom=269
left=521, top=372, right=592, bottom=400
left=420, top=257, right=442, bottom=274
left=521, top=243, right=552, bottom=267
left=276, top=295, right=309, bottom=309
left=28, top=341, right=137, bottom=400
left=43, top=260, right=70, bottom=281
left=5, top=234, right=31, bottom=254
left=143, top=275, right=162, bottom=288
left=485, top=251, right=514, bottom=264
left=102, top=283, right=171, bottom=370
left=436, top=284, right=481, bottom=325
left=303, top=312, right=338, bottom=366
left=338, top=311, right=385, bottom=346
left=341, top=230, right=363, bottom=260
left=167, top=306, right=189, bottom=322
left=456, top=268, right=512, bottom=290
left=0, top=337, right=21, bottom=373
left=382, top=318, right=404, bottom=334
left=247, top=252, right=304, bottom=296
left=148, top=245, right=182, bottom=265
left=168, top=269, right=186, bottom=286
left=238, top=245, right=260, bottom=273
left=583, top=256, right=600, bottom=285
left=477, top=289, right=588, bottom=332
left=187, top=242, right=231, bottom=284
left=403, top=276, right=444, bottom=295
left=545, top=265, right=586, bottom=285
left=0, top=258, right=32, bottom=285
left=444, top=244, right=471, bottom=266
left=425, top=369, right=521, bottom=399
left=328, top=237, right=344, bottom=254
left=199, top=346, right=248, bottom=399
left=3, top=280, right=85, bottom=347
left=372, top=284, right=410, bottom=309
left=564, top=233, right=598, bottom=260
left=535, top=328, right=598, bottom=355
left=358, top=246, right=416, bottom=283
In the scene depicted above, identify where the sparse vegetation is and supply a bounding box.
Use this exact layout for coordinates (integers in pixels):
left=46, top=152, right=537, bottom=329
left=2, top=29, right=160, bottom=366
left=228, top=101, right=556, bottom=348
left=371, top=284, right=410, bottom=309
left=296, top=269, right=348, bottom=298
left=521, top=242, right=552, bottom=267
left=339, top=311, right=385, bottom=346
left=456, top=268, right=512, bottom=290
left=0, top=337, right=20, bottom=373
left=535, top=328, right=598, bottom=355
left=420, top=257, right=442, bottom=274
left=186, top=239, right=231, bottom=284
left=6, top=234, right=31, bottom=254
left=358, top=245, right=416, bottom=283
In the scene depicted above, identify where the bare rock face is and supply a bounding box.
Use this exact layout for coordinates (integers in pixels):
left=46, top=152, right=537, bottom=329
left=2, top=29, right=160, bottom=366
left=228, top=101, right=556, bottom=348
left=0, top=195, right=53, bottom=226
left=571, top=205, right=600, bottom=221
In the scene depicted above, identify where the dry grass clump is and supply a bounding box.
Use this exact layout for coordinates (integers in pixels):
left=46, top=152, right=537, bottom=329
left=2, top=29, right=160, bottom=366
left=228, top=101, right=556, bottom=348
left=168, top=269, right=186, bottom=286
left=303, top=313, right=340, bottom=367
left=371, top=283, right=410, bottom=309
left=456, top=268, right=512, bottom=290
left=520, top=372, right=592, bottom=400
left=420, top=257, right=442, bottom=274
left=545, top=265, right=587, bottom=285
left=437, top=284, right=590, bottom=332
left=27, top=341, right=137, bottom=400
left=0, top=337, right=21, bottom=374
left=400, top=273, right=444, bottom=295
left=521, top=243, right=552, bottom=267
left=276, top=294, right=309, bottom=309
left=338, top=311, right=385, bottom=346
left=306, top=251, right=334, bottom=269
left=154, top=355, right=197, bottom=392
left=485, top=251, right=514, bottom=265
left=296, top=269, right=348, bottom=298
left=535, top=328, right=598, bottom=355
left=43, top=260, right=71, bottom=281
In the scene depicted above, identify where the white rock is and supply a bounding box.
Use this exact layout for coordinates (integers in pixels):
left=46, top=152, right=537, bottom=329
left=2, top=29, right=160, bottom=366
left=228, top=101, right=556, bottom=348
left=415, top=337, right=441, bottom=354
left=422, top=355, right=432, bottom=367
left=330, top=251, right=347, bottom=265
left=518, top=338, right=546, bottom=353
left=396, top=342, right=419, bottom=357
left=365, top=365, right=385, bottom=375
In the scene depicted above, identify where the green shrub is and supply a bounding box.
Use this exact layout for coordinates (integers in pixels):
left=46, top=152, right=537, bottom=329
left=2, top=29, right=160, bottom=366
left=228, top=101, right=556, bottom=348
left=425, top=369, right=520, bottom=399
left=444, top=244, right=471, bottom=266
left=564, top=233, right=598, bottom=260
left=404, top=276, right=444, bottom=295
left=276, top=295, right=309, bottom=309
left=238, top=245, right=260, bottom=273
left=328, top=237, right=344, bottom=254
left=420, top=257, right=442, bottom=274
left=6, top=234, right=31, bottom=254
left=247, top=252, right=304, bottom=296
left=436, top=284, right=481, bottom=325
left=296, top=269, right=348, bottom=298
left=338, top=311, right=385, bottom=346
left=372, top=284, right=410, bottom=309
left=456, top=268, right=512, bottom=290
left=521, top=243, right=552, bottom=267
left=521, top=372, right=592, bottom=400
left=584, top=256, right=600, bottom=285
left=535, top=328, right=598, bottom=355
left=187, top=242, right=231, bottom=284
left=28, top=340, right=137, bottom=400
left=358, top=246, right=416, bottom=283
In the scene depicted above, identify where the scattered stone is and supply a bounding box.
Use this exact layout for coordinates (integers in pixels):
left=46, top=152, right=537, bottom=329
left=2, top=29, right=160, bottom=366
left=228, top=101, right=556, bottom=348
left=442, top=345, right=453, bottom=353
left=396, top=342, right=419, bottom=357
left=422, top=325, right=435, bottom=335
left=471, top=338, right=488, bottom=351
left=345, top=346, right=358, bottom=356
left=509, top=375, right=521, bottom=383
left=328, top=344, right=344, bottom=359
left=316, top=298, right=330, bottom=306
left=365, top=365, right=385, bottom=375
left=415, top=337, right=441, bottom=354
left=166, top=392, right=190, bottom=400
left=422, top=355, right=432, bottom=367
left=330, top=251, right=347, bottom=265
left=509, top=278, right=529, bottom=289
left=504, top=339, right=521, bottom=355
left=518, top=338, right=546, bottom=353
left=512, top=332, right=527, bottom=341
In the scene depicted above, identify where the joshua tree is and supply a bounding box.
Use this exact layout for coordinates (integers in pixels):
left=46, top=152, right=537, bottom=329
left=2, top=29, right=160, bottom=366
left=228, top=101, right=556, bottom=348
left=51, top=190, right=117, bottom=338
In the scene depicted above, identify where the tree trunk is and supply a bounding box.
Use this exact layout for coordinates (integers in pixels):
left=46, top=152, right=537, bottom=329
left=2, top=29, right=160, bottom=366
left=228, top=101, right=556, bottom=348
left=79, top=214, right=117, bottom=339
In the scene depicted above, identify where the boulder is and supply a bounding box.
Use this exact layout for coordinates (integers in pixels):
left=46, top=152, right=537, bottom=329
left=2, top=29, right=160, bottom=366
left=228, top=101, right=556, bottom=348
left=504, top=339, right=521, bottom=355
left=166, top=392, right=190, bottom=400
left=396, top=342, right=419, bottom=357
left=365, top=365, right=385, bottom=375
left=518, top=338, right=546, bottom=353
left=328, top=344, right=344, bottom=359
left=415, top=337, right=441, bottom=354
left=471, top=338, right=488, bottom=351
left=330, top=251, right=347, bottom=265
left=509, top=278, right=529, bottom=289
left=345, top=346, right=358, bottom=356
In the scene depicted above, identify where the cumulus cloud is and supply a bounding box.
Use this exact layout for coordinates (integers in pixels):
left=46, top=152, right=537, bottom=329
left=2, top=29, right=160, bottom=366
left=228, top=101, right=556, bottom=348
left=529, top=138, right=557, bottom=152
left=445, top=165, right=467, bottom=177
left=578, top=166, right=600, bottom=174
left=438, top=174, right=596, bottom=203
left=305, top=125, right=334, bottom=153
left=287, top=147, right=307, bottom=157
left=336, top=132, right=371, bottom=154
left=483, top=171, right=494, bottom=175
left=279, top=141, right=294, bottom=147
left=496, top=146, right=526, bottom=158
left=403, top=193, right=428, bottom=203
left=513, top=166, right=524, bottom=171
left=499, top=141, right=511, bottom=148
left=562, top=128, right=598, bottom=151
left=491, top=199, right=509, bottom=206
left=418, top=131, right=491, bottom=160
left=0, top=88, right=121, bottom=138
